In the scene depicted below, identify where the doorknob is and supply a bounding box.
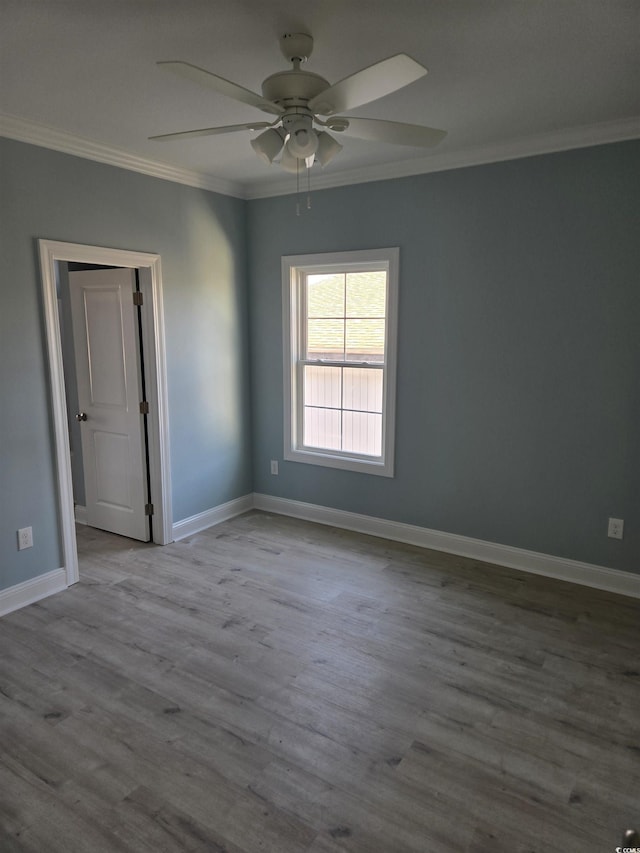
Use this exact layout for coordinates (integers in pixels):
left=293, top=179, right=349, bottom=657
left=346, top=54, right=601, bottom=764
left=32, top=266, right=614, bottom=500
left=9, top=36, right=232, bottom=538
left=75, top=412, right=88, bottom=422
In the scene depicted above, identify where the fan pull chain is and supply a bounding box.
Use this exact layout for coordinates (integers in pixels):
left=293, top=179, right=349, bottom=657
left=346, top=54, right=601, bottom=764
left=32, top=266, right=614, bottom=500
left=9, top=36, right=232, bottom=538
left=294, top=157, right=313, bottom=215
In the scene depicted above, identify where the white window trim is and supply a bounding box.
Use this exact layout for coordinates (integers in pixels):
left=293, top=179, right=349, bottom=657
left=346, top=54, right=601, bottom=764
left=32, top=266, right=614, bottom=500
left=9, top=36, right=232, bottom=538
left=282, top=248, right=399, bottom=477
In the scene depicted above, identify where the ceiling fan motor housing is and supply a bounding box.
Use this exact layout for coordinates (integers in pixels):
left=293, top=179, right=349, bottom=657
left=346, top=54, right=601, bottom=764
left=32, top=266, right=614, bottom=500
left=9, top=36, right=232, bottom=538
left=262, top=70, right=330, bottom=107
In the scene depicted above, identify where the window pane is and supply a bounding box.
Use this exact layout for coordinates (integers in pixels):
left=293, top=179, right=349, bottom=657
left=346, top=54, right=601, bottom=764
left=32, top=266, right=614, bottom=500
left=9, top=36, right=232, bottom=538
left=342, top=411, right=382, bottom=456
left=306, top=318, right=344, bottom=360
left=343, top=367, right=383, bottom=413
left=304, top=365, right=341, bottom=408
left=307, top=273, right=345, bottom=318
left=345, top=319, right=385, bottom=362
left=346, top=271, right=386, bottom=318
left=304, top=407, right=341, bottom=450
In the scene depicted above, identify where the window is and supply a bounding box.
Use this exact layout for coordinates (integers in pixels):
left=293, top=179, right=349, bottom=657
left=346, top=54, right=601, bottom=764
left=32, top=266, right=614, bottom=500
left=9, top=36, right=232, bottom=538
left=283, top=248, right=398, bottom=476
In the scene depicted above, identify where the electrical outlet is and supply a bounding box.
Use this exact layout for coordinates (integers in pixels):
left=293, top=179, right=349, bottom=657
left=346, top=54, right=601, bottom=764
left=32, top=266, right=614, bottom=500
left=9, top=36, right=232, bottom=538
left=607, top=518, right=624, bottom=540
left=270, top=460, right=279, bottom=475
left=18, top=526, right=33, bottom=550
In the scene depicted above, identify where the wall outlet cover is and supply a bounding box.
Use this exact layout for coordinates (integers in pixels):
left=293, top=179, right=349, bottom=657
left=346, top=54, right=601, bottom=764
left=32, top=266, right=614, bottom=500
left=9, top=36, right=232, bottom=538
left=18, top=526, right=33, bottom=550
left=607, top=518, right=624, bottom=540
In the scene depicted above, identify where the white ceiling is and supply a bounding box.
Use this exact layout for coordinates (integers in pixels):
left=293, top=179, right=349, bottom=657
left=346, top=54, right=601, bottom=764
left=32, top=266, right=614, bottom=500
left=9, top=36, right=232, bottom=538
left=1, top=0, right=639, bottom=198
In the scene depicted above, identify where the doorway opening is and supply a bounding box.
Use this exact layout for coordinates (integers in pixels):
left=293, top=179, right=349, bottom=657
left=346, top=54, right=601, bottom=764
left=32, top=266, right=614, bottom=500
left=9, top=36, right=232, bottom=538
left=39, top=240, right=173, bottom=588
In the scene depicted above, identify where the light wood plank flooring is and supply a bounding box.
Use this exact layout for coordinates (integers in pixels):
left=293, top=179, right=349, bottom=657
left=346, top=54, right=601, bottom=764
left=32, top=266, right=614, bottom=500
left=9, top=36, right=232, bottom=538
left=1, top=510, right=638, bottom=852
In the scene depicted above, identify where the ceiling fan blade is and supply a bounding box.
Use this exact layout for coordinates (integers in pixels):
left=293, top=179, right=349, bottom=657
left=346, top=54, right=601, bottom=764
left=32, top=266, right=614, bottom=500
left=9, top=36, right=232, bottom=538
left=342, top=117, right=447, bottom=147
left=309, top=54, right=427, bottom=116
left=157, top=61, right=284, bottom=116
left=149, top=122, right=272, bottom=142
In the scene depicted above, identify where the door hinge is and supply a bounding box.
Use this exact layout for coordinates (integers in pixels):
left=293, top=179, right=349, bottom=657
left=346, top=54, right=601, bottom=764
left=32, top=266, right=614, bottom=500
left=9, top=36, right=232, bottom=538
left=139, top=400, right=149, bottom=415
left=145, top=503, right=154, bottom=516
left=133, top=291, right=143, bottom=306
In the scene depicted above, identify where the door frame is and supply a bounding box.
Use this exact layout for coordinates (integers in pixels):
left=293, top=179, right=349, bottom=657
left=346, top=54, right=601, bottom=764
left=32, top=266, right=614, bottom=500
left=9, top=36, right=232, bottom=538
left=39, top=239, right=173, bottom=586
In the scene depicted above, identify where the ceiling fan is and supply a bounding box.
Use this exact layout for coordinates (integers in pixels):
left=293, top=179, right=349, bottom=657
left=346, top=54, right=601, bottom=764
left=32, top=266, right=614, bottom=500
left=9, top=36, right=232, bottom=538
left=150, top=33, right=447, bottom=172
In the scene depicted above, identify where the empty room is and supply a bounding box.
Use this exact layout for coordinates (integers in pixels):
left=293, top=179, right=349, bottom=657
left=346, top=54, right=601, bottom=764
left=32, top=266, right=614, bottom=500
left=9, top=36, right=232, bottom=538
left=1, top=1, right=639, bottom=851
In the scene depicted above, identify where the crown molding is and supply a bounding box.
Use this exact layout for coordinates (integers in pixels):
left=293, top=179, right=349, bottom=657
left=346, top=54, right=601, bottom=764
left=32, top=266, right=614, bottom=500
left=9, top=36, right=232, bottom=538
left=2, top=111, right=639, bottom=201
left=0, top=112, right=245, bottom=198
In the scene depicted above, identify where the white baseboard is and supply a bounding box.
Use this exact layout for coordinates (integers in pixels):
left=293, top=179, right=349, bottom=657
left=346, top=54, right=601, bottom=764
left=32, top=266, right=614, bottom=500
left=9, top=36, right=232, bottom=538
left=0, top=568, right=68, bottom=617
left=4, top=492, right=635, bottom=620
left=74, top=504, right=87, bottom=525
left=2, top=494, right=253, bottom=618
left=252, top=493, right=640, bottom=600
left=172, top=494, right=254, bottom=541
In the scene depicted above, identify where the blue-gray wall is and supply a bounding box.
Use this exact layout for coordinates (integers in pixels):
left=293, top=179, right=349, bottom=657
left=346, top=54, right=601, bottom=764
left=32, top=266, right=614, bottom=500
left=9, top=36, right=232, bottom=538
left=0, top=137, right=252, bottom=590
left=1, top=136, right=638, bottom=594
left=248, top=141, right=640, bottom=574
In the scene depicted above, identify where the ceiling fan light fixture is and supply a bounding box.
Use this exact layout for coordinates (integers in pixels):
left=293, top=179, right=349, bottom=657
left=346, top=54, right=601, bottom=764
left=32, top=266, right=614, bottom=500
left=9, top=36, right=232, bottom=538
left=250, top=127, right=285, bottom=164
left=316, top=131, right=343, bottom=166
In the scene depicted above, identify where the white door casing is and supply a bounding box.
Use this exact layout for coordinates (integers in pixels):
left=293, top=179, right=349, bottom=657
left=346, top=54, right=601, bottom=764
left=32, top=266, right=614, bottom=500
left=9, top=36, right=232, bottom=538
left=39, top=240, right=173, bottom=587
left=69, top=268, right=150, bottom=541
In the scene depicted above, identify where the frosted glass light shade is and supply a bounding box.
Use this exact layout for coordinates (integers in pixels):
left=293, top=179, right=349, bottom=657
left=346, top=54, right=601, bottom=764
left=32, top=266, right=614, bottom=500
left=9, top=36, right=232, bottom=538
left=286, top=119, right=319, bottom=159
left=250, top=128, right=285, bottom=164
left=316, top=131, right=343, bottom=166
left=280, top=146, right=305, bottom=173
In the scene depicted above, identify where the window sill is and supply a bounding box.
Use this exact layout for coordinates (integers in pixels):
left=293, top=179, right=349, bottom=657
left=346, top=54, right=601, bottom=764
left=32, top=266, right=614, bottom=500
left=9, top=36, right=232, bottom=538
left=284, top=446, right=394, bottom=477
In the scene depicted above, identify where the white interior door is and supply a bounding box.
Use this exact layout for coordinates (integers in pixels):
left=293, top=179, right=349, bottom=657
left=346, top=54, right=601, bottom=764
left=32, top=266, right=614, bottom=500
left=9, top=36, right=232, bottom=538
left=69, top=268, right=150, bottom=541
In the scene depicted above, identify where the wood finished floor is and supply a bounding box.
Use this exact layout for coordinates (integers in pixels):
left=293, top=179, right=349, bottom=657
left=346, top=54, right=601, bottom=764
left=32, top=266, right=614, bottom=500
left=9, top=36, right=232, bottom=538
left=1, top=511, right=638, bottom=852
